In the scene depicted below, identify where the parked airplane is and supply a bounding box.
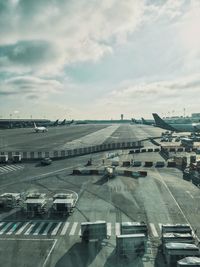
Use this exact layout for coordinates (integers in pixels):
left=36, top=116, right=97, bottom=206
left=152, top=113, right=200, bottom=132
left=34, top=123, right=48, bottom=133
left=58, top=119, right=74, bottom=126
left=141, top=118, right=154, bottom=126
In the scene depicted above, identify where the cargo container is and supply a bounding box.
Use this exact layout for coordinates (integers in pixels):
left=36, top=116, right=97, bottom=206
left=161, top=224, right=192, bottom=235
left=0, top=193, right=21, bottom=209
left=162, top=233, right=194, bottom=244
left=120, top=222, right=148, bottom=236
left=12, top=155, right=22, bottom=163
left=116, top=234, right=147, bottom=257
left=80, top=221, right=109, bottom=242
left=0, top=155, right=8, bottom=163
left=163, top=243, right=200, bottom=267
left=177, top=257, right=200, bottom=266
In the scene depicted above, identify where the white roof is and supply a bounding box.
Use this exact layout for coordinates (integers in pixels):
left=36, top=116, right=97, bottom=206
left=53, top=199, right=73, bottom=204
left=117, top=234, right=146, bottom=238
left=165, top=243, right=198, bottom=250
left=25, top=199, right=46, bottom=204
left=178, top=257, right=200, bottom=265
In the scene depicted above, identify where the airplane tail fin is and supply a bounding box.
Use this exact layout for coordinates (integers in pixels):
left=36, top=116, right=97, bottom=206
left=141, top=118, right=146, bottom=124
left=152, top=113, right=175, bottom=131
left=34, top=122, right=37, bottom=128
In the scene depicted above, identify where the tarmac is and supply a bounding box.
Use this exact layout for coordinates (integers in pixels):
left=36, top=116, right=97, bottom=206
left=0, top=124, right=199, bottom=267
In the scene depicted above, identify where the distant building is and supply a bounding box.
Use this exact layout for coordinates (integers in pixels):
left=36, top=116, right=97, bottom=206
left=192, top=113, right=200, bottom=118
left=121, top=114, right=124, bottom=120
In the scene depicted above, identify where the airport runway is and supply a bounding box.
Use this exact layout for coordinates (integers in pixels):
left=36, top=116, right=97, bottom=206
left=0, top=124, right=163, bottom=152
left=0, top=124, right=108, bottom=151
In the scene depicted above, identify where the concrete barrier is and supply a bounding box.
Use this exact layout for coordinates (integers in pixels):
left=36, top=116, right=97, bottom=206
left=138, top=171, right=147, bottom=177
left=167, top=161, right=176, bottom=167
left=144, top=161, right=153, bottom=167
left=0, top=141, right=142, bottom=162
left=122, top=161, right=130, bottom=167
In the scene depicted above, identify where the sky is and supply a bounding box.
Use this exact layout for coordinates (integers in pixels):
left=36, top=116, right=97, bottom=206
left=0, top=0, right=200, bottom=120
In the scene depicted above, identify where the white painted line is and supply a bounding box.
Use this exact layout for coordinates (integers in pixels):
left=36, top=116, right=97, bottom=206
left=42, top=222, right=54, bottom=235
left=107, top=223, right=112, bottom=237
left=60, top=222, right=70, bottom=236
left=0, top=167, right=11, bottom=172
left=69, top=222, right=78, bottom=236
left=12, top=165, right=24, bottom=170
left=33, top=222, right=45, bottom=235
left=156, top=170, right=200, bottom=243
left=0, top=222, right=5, bottom=228
left=5, top=166, right=17, bottom=171
left=15, top=222, right=29, bottom=235
left=51, top=222, right=62, bottom=236
left=0, top=167, right=8, bottom=172
left=24, top=222, right=37, bottom=235
left=186, top=191, right=194, bottom=199
left=1, top=166, right=14, bottom=171
left=42, top=239, right=57, bottom=267
left=0, top=222, right=13, bottom=235
left=149, top=223, right=159, bottom=237
left=158, top=223, right=162, bottom=230
left=115, top=223, right=120, bottom=236
left=6, top=222, right=21, bottom=235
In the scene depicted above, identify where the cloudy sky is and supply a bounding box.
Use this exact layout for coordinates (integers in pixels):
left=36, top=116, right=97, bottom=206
left=0, top=0, right=199, bottom=120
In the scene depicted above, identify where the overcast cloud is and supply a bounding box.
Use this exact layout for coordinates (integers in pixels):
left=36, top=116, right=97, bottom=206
left=0, top=0, right=199, bottom=119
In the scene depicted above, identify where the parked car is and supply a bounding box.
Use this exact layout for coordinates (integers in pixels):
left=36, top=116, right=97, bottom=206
left=41, top=158, right=52, bottom=166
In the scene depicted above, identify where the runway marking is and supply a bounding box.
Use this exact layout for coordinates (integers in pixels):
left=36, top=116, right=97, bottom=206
left=107, top=223, right=112, bottom=237
left=51, top=222, right=62, bottom=236
left=15, top=222, right=29, bottom=235
left=156, top=170, right=200, bottom=243
left=115, top=222, right=120, bottom=236
left=6, top=222, right=21, bottom=235
left=60, top=222, right=70, bottom=236
left=69, top=222, right=78, bottom=236
left=149, top=223, right=159, bottom=237
left=42, top=239, right=58, bottom=267
left=33, top=222, right=46, bottom=235
left=186, top=191, right=194, bottom=199
left=42, top=222, right=54, bottom=235
left=24, top=222, right=37, bottom=235
left=0, top=222, right=12, bottom=235
left=3, top=166, right=17, bottom=171
left=0, top=165, right=24, bottom=174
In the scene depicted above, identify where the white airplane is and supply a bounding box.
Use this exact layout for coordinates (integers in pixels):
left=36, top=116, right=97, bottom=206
left=33, top=122, right=48, bottom=133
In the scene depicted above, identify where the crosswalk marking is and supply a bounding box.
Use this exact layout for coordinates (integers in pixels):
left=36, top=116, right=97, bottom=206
left=42, top=222, right=54, bottom=236
left=7, top=222, right=21, bottom=235
left=0, top=221, right=168, bottom=237
left=51, top=222, right=62, bottom=236
left=115, top=222, right=120, bottom=236
left=107, top=223, right=112, bottom=237
left=12, top=165, right=24, bottom=170
left=149, top=223, right=159, bottom=237
left=69, top=222, right=78, bottom=236
left=3, top=166, right=17, bottom=171
left=24, top=222, right=37, bottom=235
left=33, top=222, right=45, bottom=235
left=0, top=165, right=24, bottom=174
left=0, top=222, right=12, bottom=235
left=15, top=222, right=29, bottom=235
left=60, top=222, right=70, bottom=236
